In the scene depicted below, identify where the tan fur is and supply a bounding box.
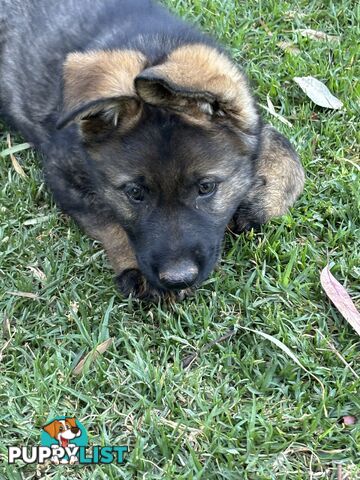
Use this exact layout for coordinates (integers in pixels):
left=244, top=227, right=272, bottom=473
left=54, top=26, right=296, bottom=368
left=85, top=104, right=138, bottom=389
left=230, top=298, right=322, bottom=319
left=86, top=223, right=138, bottom=275
left=100, top=225, right=138, bottom=274
left=254, top=125, right=305, bottom=218
left=63, top=50, right=147, bottom=110
left=135, top=44, right=259, bottom=131
left=63, top=46, right=258, bottom=132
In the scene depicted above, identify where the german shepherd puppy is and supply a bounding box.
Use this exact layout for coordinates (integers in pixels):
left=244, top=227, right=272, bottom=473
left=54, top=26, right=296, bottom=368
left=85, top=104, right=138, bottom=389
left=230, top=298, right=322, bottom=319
left=0, top=0, right=304, bottom=299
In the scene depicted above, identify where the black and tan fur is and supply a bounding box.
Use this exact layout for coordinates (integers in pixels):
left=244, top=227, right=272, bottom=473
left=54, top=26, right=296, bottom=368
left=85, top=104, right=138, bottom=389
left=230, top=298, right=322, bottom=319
left=0, top=0, right=304, bottom=299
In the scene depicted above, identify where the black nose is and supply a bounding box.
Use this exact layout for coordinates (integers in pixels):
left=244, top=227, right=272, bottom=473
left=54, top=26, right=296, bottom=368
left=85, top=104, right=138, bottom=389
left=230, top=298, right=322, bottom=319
left=158, top=260, right=199, bottom=289
left=71, top=427, right=80, bottom=434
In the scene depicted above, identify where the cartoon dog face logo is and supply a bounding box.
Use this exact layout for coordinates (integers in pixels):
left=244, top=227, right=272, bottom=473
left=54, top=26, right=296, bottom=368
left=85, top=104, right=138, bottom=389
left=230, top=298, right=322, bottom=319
left=42, top=418, right=81, bottom=448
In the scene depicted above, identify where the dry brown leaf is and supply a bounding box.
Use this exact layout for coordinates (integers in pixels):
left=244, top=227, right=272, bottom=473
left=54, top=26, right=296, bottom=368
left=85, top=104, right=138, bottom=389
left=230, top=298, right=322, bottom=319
left=259, top=18, right=273, bottom=37
left=261, top=95, right=293, bottom=127
left=157, top=417, right=203, bottom=435
left=6, top=290, right=39, bottom=299
left=317, top=330, right=359, bottom=380
left=6, top=134, right=27, bottom=179
left=70, top=301, right=79, bottom=314
left=294, top=76, right=343, bottom=109
left=2, top=317, right=11, bottom=339
left=73, top=338, right=113, bottom=375
left=28, top=266, right=46, bottom=282
left=320, top=265, right=360, bottom=337
left=0, top=334, right=14, bottom=362
left=297, top=28, right=340, bottom=43
left=277, top=41, right=300, bottom=55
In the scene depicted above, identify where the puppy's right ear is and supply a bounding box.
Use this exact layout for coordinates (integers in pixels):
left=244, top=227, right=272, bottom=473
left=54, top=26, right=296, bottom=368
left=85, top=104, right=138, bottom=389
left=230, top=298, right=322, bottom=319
left=57, top=50, right=147, bottom=139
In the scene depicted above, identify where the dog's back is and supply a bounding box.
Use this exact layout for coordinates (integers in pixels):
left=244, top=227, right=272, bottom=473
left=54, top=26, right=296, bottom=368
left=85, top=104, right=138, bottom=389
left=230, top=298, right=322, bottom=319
left=0, top=0, right=211, bottom=144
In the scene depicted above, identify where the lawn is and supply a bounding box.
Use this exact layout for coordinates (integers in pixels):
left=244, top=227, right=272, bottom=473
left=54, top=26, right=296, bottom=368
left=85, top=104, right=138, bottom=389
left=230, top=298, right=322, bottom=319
left=0, top=0, right=359, bottom=478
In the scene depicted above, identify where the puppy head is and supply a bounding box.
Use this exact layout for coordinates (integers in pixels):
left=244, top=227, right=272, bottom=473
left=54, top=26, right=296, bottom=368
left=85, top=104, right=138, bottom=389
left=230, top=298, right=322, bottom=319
left=57, top=46, right=299, bottom=291
left=42, top=418, right=81, bottom=446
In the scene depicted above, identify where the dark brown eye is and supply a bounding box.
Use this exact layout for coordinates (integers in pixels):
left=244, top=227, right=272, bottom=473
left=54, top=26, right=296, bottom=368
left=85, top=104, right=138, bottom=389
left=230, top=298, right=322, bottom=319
left=124, top=184, right=145, bottom=203
left=198, top=181, right=217, bottom=197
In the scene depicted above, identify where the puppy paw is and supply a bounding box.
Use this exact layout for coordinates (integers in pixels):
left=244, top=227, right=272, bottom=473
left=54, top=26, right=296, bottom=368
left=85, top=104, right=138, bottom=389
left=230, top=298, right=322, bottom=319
left=115, top=268, right=162, bottom=300
left=170, top=288, right=193, bottom=302
left=115, top=269, right=191, bottom=301
left=229, top=219, right=261, bottom=234
left=229, top=211, right=263, bottom=234
left=231, top=198, right=266, bottom=234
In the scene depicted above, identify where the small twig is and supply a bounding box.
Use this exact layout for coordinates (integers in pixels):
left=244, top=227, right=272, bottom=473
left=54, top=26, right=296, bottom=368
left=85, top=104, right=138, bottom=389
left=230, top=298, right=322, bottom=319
left=317, top=330, right=359, bottom=380
left=340, top=158, right=360, bottom=172
left=0, top=322, right=15, bottom=362
left=201, top=328, right=236, bottom=352
left=337, top=464, right=343, bottom=480
left=259, top=18, right=273, bottom=37
left=4, top=134, right=28, bottom=178
left=182, top=352, right=198, bottom=369
left=182, top=327, right=236, bottom=368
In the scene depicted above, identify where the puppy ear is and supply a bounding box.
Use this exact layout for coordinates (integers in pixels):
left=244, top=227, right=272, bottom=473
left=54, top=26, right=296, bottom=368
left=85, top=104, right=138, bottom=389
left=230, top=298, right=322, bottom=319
left=56, top=96, right=141, bottom=139
left=57, top=50, right=147, bottom=138
left=65, top=417, right=77, bottom=428
left=135, top=44, right=259, bottom=133
left=42, top=420, right=59, bottom=439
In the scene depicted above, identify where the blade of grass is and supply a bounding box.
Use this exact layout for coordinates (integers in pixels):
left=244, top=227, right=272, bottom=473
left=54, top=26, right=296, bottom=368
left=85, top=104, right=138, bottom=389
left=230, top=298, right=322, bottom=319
left=0, top=141, right=31, bottom=158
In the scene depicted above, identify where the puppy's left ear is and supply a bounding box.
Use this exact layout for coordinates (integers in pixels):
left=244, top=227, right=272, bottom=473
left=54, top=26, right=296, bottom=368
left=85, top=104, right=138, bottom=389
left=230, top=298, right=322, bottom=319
left=135, top=44, right=259, bottom=134
left=42, top=421, right=59, bottom=439
left=57, top=50, right=147, bottom=139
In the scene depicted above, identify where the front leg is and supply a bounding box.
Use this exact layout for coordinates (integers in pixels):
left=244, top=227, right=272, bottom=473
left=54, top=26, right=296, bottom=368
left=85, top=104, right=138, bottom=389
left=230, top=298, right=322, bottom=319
left=232, top=125, right=305, bottom=232
left=80, top=218, right=163, bottom=299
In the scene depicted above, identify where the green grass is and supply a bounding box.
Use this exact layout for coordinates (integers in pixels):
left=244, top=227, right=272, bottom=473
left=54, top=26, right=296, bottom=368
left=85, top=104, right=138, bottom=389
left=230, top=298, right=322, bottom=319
left=1, top=0, right=359, bottom=478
